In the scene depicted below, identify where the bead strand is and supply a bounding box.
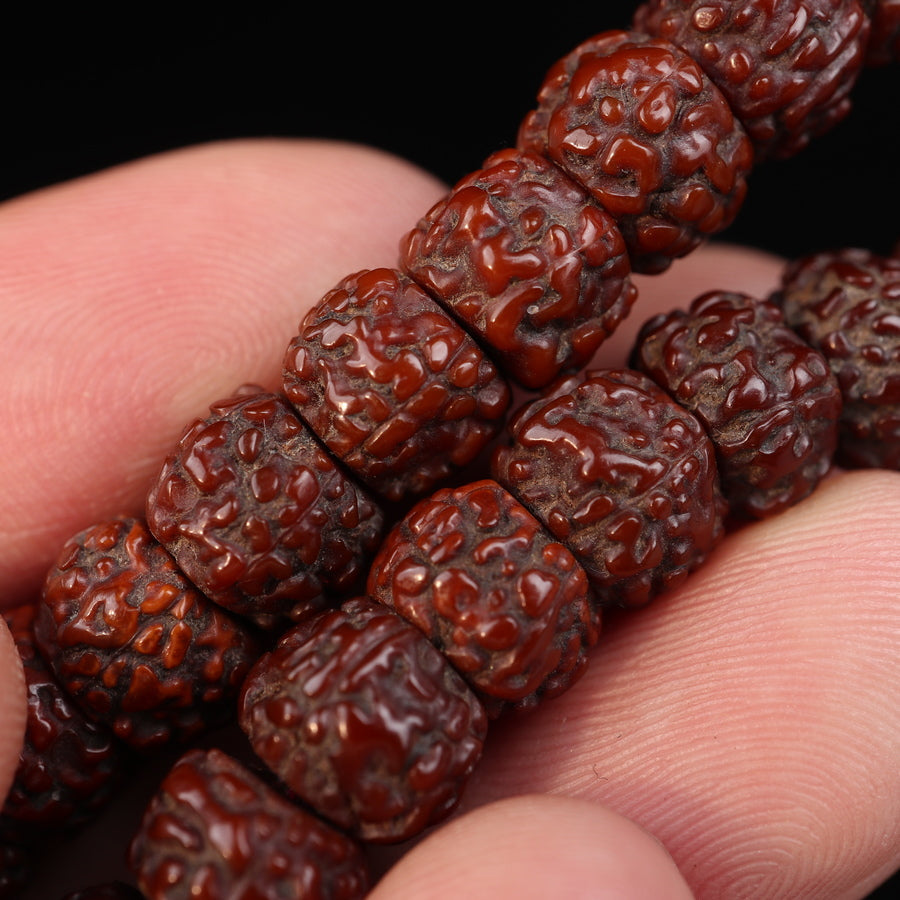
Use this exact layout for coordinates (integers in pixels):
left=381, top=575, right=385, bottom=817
left=3, top=2, right=898, bottom=898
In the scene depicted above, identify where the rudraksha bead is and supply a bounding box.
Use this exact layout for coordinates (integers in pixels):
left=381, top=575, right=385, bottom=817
left=366, top=479, right=599, bottom=717
left=35, top=517, right=260, bottom=751
left=518, top=29, right=753, bottom=274
left=401, top=148, right=637, bottom=389
left=1, top=603, right=125, bottom=836
left=632, top=289, right=842, bottom=518
left=773, top=247, right=900, bottom=469
left=146, top=386, right=384, bottom=630
left=129, top=748, right=370, bottom=900
left=282, top=268, right=511, bottom=501
left=492, top=368, right=726, bottom=607
left=238, top=596, right=487, bottom=843
left=632, top=0, right=870, bottom=160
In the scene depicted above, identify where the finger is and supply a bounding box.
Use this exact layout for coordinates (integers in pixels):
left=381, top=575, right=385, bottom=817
left=370, top=794, right=694, bottom=900
left=0, top=616, right=26, bottom=804
left=0, top=138, right=447, bottom=608
left=461, top=469, right=900, bottom=899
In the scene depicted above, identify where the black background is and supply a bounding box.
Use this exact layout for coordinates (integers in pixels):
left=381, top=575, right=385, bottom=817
left=1, top=5, right=898, bottom=260
left=1, top=5, right=897, bottom=898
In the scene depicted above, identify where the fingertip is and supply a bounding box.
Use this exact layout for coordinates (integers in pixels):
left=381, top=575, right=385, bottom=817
left=0, top=614, right=26, bottom=804
left=369, top=794, right=694, bottom=900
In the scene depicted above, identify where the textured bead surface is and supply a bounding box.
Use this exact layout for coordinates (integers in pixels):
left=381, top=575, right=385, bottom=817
left=632, top=0, right=870, bottom=159
left=492, top=368, right=726, bottom=606
left=633, top=290, right=842, bottom=518
left=36, top=517, right=260, bottom=751
left=147, top=387, right=384, bottom=630
left=1, top=603, right=125, bottom=835
left=129, top=748, right=370, bottom=900
left=239, top=597, right=487, bottom=843
left=367, top=479, right=599, bottom=716
left=283, top=268, right=510, bottom=501
left=518, top=29, right=752, bottom=273
left=773, top=248, right=900, bottom=469
left=401, top=148, right=637, bottom=389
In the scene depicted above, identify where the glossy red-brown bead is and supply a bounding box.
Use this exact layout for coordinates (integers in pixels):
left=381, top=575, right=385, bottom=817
left=147, top=387, right=384, bottom=630
left=1, top=603, right=125, bottom=835
left=367, top=479, right=599, bottom=716
left=401, top=148, right=637, bottom=390
left=492, top=368, right=726, bottom=606
left=239, top=597, right=487, bottom=843
left=632, top=0, right=870, bottom=159
left=129, top=748, right=370, bottom=900
left=35, top=517, right=260, bottom=751
left=518, top=29, right=752, bottom=273
left=633, top=290, right=842, bottom=518
left=282, top=268, right=510, bottom=502
left=773, top=247, right=900, bottom=469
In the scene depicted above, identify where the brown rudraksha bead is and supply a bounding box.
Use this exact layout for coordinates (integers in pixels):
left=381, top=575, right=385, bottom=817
left=772, top=247, right=900, bottom=469
left=238, top=596, right=487, bottom=843
left=367, top=479, right=599, bottom=717
left=400, top=148, right=637, bottom=390
left=1, top=603, right=125, bottom=837
left=632, top=290, right=842, bottom=518
left=129, top=748, right=370, bottom=900
left=282, top=268, right=511, bottom=502
left=864, top=0, right=900, bottom=65
left=632, top=0, right=870, bottom=160
left=492, top=368, right=726, bottom=607
left=518, top=30, right=753, bottom=274
left=35, top=517, right=260, bottom=751
left=146, top=386, right=384, bottom=630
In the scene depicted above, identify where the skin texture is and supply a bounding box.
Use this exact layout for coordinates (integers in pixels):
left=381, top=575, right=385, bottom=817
left=0, top=139, right=897, bottom=899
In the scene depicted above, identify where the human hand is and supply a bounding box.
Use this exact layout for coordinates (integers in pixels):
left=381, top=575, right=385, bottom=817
left=0, top=139, right=897, bottom=899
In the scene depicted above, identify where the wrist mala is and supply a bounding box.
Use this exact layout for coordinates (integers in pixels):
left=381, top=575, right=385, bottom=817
left=3, top=2, right=899, bottom=898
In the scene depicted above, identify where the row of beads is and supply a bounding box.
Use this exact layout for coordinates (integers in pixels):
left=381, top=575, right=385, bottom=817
left=4, top=2, right=898, bottom=898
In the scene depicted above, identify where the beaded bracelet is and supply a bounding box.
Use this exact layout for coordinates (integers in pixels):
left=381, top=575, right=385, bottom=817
left=2, top=2, right=899, bottom=898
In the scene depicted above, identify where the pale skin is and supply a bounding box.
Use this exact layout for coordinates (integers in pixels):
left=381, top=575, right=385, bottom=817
left=0, top=139, right=897, bottom=899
